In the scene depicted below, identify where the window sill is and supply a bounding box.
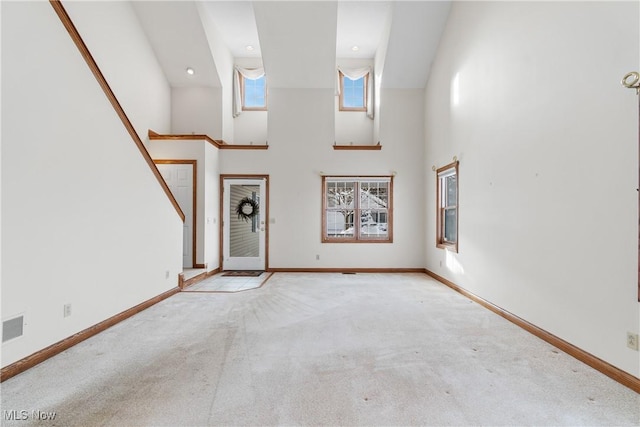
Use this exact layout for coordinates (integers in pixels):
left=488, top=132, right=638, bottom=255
left=333, top=144, right=382, bottom=151
left=437, top=242, right=458, bottom=253
left=218, top=144, right=268, bottom=150
left=323, top=239, right=393, bottom=244
left=338, top=107, right=367, bottom=112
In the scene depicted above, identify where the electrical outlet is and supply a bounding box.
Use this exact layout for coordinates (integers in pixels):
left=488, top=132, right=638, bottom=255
left=165, top=270, right=170, bottom=279
left=316, top=254, right=320, bottom=261
left=63, top=304, right=72, bottom=318
left=627, top=332, right=639, bottom=351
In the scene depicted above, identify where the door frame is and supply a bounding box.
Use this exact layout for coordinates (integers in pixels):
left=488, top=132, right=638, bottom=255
left=219, top=174, right=269, bottom=271
left=155, top=160, right=197, bottom=268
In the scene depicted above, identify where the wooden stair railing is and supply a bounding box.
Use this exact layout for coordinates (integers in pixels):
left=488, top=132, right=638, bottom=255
left=148, top=130, right=269, bottom=150
left=49, top=0, right=184, bottom=222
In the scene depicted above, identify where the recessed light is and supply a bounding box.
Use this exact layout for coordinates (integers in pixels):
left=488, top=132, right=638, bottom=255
left=351, top=45, right=360, bottom=52
left=186, top=67, right=195, bottom=75
left=246, top=45, right=255, bottom=51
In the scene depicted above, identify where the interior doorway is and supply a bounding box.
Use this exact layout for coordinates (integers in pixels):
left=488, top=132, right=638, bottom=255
left=155, top=160, right=197, bottom=268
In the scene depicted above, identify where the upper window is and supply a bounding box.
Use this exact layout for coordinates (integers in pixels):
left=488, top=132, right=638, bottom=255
left=436, top=161, right=458, bottom=252
left=322, top=176, right=392, bottom=243
left=339, top=71, right=367, bottom=111
left=242, top=75, right=267, bottom=110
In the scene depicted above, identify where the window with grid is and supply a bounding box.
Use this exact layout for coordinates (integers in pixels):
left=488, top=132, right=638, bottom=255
left=242, top=75, right=267, bottom=110
left=339, top=71, right=367, bottom=111
left=436, top=161, right=458, bottom=252
left=323, top=176, right=392, bottom=243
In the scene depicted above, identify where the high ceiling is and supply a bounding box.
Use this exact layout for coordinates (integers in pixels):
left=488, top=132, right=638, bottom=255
left=132, top=1, right=451, bottom=90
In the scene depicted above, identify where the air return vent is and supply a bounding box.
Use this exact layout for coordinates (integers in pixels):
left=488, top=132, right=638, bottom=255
left=3, top=315, right=24, bottom=343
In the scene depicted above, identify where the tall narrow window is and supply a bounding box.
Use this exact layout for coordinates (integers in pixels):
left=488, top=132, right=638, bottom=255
left=339, top=71, right=367, bottom=111
left=242, top=75, right=267, bottom=110
left=322, top=176, right=392, bottom=243
left=436, top=161, right=458, bottom=252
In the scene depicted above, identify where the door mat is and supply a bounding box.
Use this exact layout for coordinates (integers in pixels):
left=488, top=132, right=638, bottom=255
left=222, top=271, right=264, bottom=277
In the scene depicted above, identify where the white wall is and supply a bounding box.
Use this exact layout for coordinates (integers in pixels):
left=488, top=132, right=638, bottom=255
left=148, top=140, right=220, bottom=272
left=1, top=1, right=182, bottom=367
left=234, top=57, right=268, bottom=145
left=373, top=8, right=393, bottom=144
left=203, top=143, right=221, bottom=270
left=197, top=2, right=235, bottom=143
left=335, top=59, right=375, bottom=145
left=334, top=102, right=374, bottom=145
left=221, top=87, right=425, bottom=269
left=64, top=1, right=171, bottom=144
left=424, top=1, right=640, bottom=377
left=171, top=86, right=222, bottom=139
left=234, top=111, right=268, bottom=145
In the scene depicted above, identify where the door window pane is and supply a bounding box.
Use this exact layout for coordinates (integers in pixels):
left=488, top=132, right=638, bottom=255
left=230, top=185, right=260, bottom=257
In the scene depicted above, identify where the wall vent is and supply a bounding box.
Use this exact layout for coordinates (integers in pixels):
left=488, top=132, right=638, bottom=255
left=3, top=315, right=24, bottom=343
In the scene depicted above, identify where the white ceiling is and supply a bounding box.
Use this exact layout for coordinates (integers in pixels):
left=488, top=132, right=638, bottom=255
left=132, top=1, right=451, bottom=90
left=253, top=1, right=338, bottom=88
left=200, top=1, right=392, bottom=60
left=336, top=2, right=391, bottom=59
left=200, top=1, right=262, bottom=58
left=383, top=1, right=452, bottom=88
left=132, top=1, right=221, bottom=88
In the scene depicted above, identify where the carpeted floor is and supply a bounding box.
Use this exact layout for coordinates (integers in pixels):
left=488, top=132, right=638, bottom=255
left=1, top=273, right=638, bottom=426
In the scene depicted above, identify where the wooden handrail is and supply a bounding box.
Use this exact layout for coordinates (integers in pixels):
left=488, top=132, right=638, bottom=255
left=49, top=0, right=184, bottom=222
left=333, top=144, right=382, bottom=151
left=219, top=144, right=268, bottom=150
left=148, top=130, right=269, bottom=150
left=149, top=129, right=223, bottom=148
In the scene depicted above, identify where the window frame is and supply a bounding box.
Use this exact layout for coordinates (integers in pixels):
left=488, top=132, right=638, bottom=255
left=338, top=71, right=368, bottom=112
left=436, top=161, right=459, bottom=252
left=241, top=74, right=267, bottom=111
left=322, top=176, right=393, bottom=243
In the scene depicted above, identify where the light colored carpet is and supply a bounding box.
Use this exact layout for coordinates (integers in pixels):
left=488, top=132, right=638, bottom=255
left=1, top=273, right=638, bottom=426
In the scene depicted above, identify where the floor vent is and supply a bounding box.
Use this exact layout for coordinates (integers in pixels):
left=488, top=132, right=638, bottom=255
left=3, top=315, right=24, bottom=343
left=342, top=272, right=356, bottom=275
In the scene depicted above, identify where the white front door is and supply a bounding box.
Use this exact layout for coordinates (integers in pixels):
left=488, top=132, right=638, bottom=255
left=156, top=162, right=194, bottom=268
left=223, top=178, right=266, bottom=271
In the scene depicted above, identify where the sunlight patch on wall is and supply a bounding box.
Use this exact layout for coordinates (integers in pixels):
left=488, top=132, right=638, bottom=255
left=451, top=72, right=460, bottom=107
left=445, top=248, right=465, bottom=274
